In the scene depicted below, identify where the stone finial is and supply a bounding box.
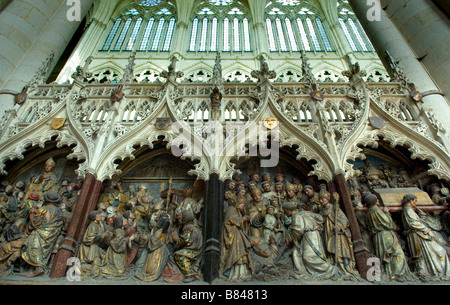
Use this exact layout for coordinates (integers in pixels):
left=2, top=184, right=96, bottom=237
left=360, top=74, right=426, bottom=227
left=343, top=55, right=366, bottom=82
left=251, top=55, right=276, bottom=86
left=160, top=55, right=184, bottom=84
left=71, top=56, right=93, bottom=83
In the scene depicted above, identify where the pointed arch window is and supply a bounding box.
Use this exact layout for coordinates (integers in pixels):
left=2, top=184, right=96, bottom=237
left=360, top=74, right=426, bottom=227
left=265, top=3, right=333, bottom=52
left=125, top=17, right=143, bottom=50
left=188, top=3, right=252, bottom=52
left=139, top=18, right=155, bottom=51
left=112, top=17, right=132, bottom=51
left=102, top=18, right=122, bottom=51
left=338, top=0, right=374, bottom=52
left=211, top=17, right=218, bottom=51
left=162, top=17, right=176, bottom=51
left=101, top=5, right=177, bottom=52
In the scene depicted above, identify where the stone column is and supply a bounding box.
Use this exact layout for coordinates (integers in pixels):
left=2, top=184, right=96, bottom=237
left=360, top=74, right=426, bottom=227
left=381, top=0, right=450, bottom=103
left=49, top=173, right=102, bottom=279
left=0, top=0, right=95, bottom=117
left=333, top=173, right=371, bottom=280
left=201, top=174, right=224, bottom=284
left=347, top=0, right=450, bottom=140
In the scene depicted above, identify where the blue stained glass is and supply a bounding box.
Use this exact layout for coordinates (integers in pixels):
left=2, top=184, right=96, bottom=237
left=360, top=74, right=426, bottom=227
left=102, top=18, right=122, bottom=51
left=150, top=18, right=165, bottom=51
left=189, top=18, right=199, bottom=51
left=126, top=17, right=143, bottom=50
left=162, top=18, right=176, bottom=51
left=139, top=18, right=155, bottom=51
left=315, top=18, right=332, bottom=51
left=112, top=18, right=132, bottom=50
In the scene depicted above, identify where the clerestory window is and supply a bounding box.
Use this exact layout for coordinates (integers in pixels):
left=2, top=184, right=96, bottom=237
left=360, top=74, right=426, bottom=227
left=337, top=0, right=374, bottom=52
left=265, top=2, right=333, bottom=52
left=189, top=1, right=252, bottom=52
left=101, top=2, right=177, bottom=52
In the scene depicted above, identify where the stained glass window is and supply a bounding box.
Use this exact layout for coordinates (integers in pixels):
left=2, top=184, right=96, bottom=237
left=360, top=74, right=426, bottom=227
left=189, top=18, right=199, bottom=51
left=306, top=17, right=321, bottom=51
left=338, top=0, right=374, bottom=52
left=233, top=18, right=240, bottom=51
left=266, top=19, right=277, bottom=51
left=112, top=18, right=132, bottom=51
left=348, top=18, right=369, bottom=51
left=200, top=18, right=209, bottom=51
left=139, top=0, right=162, bottom=6
left=126, top=17, right=143, bottom=51
left=139, top=18, right=155, bottom=51
left=150, top=18, right=165, bottom=51
left=285, top=18, right=298, bottom=51
left=162, top=17, right=176, bottom=51
left=223, top=17, right=230, bottom=51
left=265, top=3, right=332, bottom=52
left=315, top=18, right=332, bottom=52
left=102, top=18, right=122, bottom=51
left=211, top=17, right=218, bottom=51
left=296, top=18, right=311, bottom=51
left=102, top=3, right=177, bottom=52
left=243, top=18, right=251, bottom=51
left=276, top=18, right=288, bottom=51
left=189, top=2, right=251, bottom=52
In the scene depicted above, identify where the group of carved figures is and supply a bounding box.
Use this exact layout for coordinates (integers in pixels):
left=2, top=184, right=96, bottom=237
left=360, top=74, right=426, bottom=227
left=0, top=158, right=449, bottom=283
left=220, top=171, right=450, bottom=283
left=0, top=158, right=82, bottom=277
left=78, top=180, right=205, bottom=283
left=0, top=157, right=205, bottom=282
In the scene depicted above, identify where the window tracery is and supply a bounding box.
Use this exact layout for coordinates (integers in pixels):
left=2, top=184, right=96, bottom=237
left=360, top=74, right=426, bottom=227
left=101, top=2, right=177, bottom=52
left=337, top=0, right=374, bottom=52
left=189, top=1, right=251, bottom=52
left=265, top=1, right=333, bottom=52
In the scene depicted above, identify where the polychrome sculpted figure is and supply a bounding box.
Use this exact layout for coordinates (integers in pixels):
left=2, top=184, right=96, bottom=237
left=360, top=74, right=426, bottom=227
left=262, top=205, right=283, bottom=247
left=97, top=216, right=137, bottom=278
left=28, top=158, right=59, bottom=201
left=283, top=201, right=336, bottom=280
left=21, top=190, right=64, bottom=277
left=172, top=209, right=203, bottom=283
left=364, top=194, right=415, bottom=282
left=135, top=214, right=183, bottom=282
left=319, top=191, right=360, bottom=281
left=173, top=186, right=203, bottom=232
left=78, top=210, right=108, bottom=276
left=302, top=185, right=320, bottom=213
left=220, top=198, right=254, bottom=282
left=246, top=189, right=266, bottom=240
left=401, top=194, right=450, bottom=281
left=282, top=184, right=298, bottom=207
